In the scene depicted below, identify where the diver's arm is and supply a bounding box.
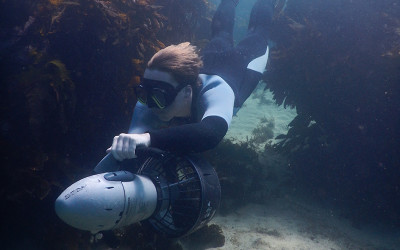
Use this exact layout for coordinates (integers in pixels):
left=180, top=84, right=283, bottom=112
left=128, top=102, right=162, bottom=134
left=149, top=74, right=235, bottom=154
left=149, top=116, right=228, bottom=154
left=112, top=74, right=234, bottom=157
left=108, top=102, right=161, bottom=160
left=108, top=116, right=227, bottom=158
left=107, top=132, right=150, bottom=161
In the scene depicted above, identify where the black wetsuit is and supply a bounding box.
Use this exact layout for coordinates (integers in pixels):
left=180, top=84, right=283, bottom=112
left=201, top=0, right=273, bottom=107
left=131, top=0, right=273, bottom=154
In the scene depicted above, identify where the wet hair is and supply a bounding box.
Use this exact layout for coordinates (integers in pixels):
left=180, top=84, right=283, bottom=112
left=147, top=42, right=203, bottom=89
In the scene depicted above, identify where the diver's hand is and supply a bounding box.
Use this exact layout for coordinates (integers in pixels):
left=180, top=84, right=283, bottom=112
left=106, top=133, right=150, bottom=161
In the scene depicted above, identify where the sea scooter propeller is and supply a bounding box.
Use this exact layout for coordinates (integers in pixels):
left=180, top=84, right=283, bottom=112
left=55, top=148, right=221, bottom=238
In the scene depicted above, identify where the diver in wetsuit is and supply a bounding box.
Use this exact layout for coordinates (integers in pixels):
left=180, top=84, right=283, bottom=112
left=108, top=0, right=275, bottom=159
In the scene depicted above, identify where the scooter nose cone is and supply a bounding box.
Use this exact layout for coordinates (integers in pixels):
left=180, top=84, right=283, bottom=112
left=54, top=174, right=125, bottom=233
left=55, top=190, right=81, bottom=223
left=54, top=193, right=73, bottom=224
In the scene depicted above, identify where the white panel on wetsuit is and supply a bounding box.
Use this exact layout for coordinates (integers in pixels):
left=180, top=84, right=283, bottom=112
left=247, top=47, right=269, bottom=74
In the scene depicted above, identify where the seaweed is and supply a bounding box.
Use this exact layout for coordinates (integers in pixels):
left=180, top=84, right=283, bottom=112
left=203, top=135, right=291, bottom=216
left=265, top=0, right=400, bottom=225
left=1, top=0, right=212, bottom=248
left=249, top=117, right=275, bottom=145
left=2, top=0, right=399, bottom=248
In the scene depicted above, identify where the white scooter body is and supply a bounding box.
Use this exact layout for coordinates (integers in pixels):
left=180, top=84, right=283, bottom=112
left=55, top=171, right=157, bottom=234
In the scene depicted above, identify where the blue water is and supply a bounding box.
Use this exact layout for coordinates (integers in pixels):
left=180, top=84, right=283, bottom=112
left=1, top=0, right=399, bottom=249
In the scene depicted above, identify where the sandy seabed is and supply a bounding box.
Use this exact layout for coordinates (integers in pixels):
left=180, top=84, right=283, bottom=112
left=206, top=196, right=400, bottom=250
left=92, top=84, right=399, bottom=250
left=183, top=86, right=400, bottom=250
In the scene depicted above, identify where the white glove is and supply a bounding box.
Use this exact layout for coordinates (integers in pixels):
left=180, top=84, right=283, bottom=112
left=107, top=133, right=150, bottom=161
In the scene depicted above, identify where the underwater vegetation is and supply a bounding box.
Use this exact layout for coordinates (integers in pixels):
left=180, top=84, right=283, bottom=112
left=265, top=0, right=400, bottom=225
left=250, top=116, right=275, bottom=145
left=1, top=0, right=210, bottom=248
left=204, top=135, right=291, bottom=217
left=1, top=0, right=400, bottom=248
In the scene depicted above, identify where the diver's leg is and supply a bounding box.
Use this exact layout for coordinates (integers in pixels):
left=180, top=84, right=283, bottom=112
left=236, top=0, right=274, bottom=65
left=201, top=0, right=239, bottom=80
left=209, top=0, right=237, bottom=48
left=237, top=0, right=274, bottom=52
left=248, top=0, right=274, bottom=34
left=233, top=0, right=274, bottom=107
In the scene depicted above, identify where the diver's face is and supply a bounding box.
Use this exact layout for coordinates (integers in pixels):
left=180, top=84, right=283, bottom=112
left=142, top=69, right=192, bottom=121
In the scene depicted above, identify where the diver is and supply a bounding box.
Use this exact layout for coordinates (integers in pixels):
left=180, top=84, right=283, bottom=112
left=108, top=0, right=276, bottom=160
left=55, top=0, right=279, bottom=244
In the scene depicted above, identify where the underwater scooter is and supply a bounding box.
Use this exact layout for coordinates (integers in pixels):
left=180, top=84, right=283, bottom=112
left=55, top=148, right=221, bottom=238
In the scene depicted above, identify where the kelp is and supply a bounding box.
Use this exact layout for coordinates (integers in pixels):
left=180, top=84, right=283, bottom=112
left=265, top=0, right=400, bottom=225
left=5, top=0, right=399, bottom=247
left=1, top=0, right=210, bottom=248
left=203, top=136, right=291, bottom=217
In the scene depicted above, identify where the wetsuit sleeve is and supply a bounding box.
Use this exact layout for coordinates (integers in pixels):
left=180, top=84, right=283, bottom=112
left=198, top=74, right=235, bottom=126
left=128, top=102, right=160, bottom=134
left=129, top=75, right=234, bottom=154
left=149, top=116, right=228, bottom=154
left=149, top=75, right=234, bottom=153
